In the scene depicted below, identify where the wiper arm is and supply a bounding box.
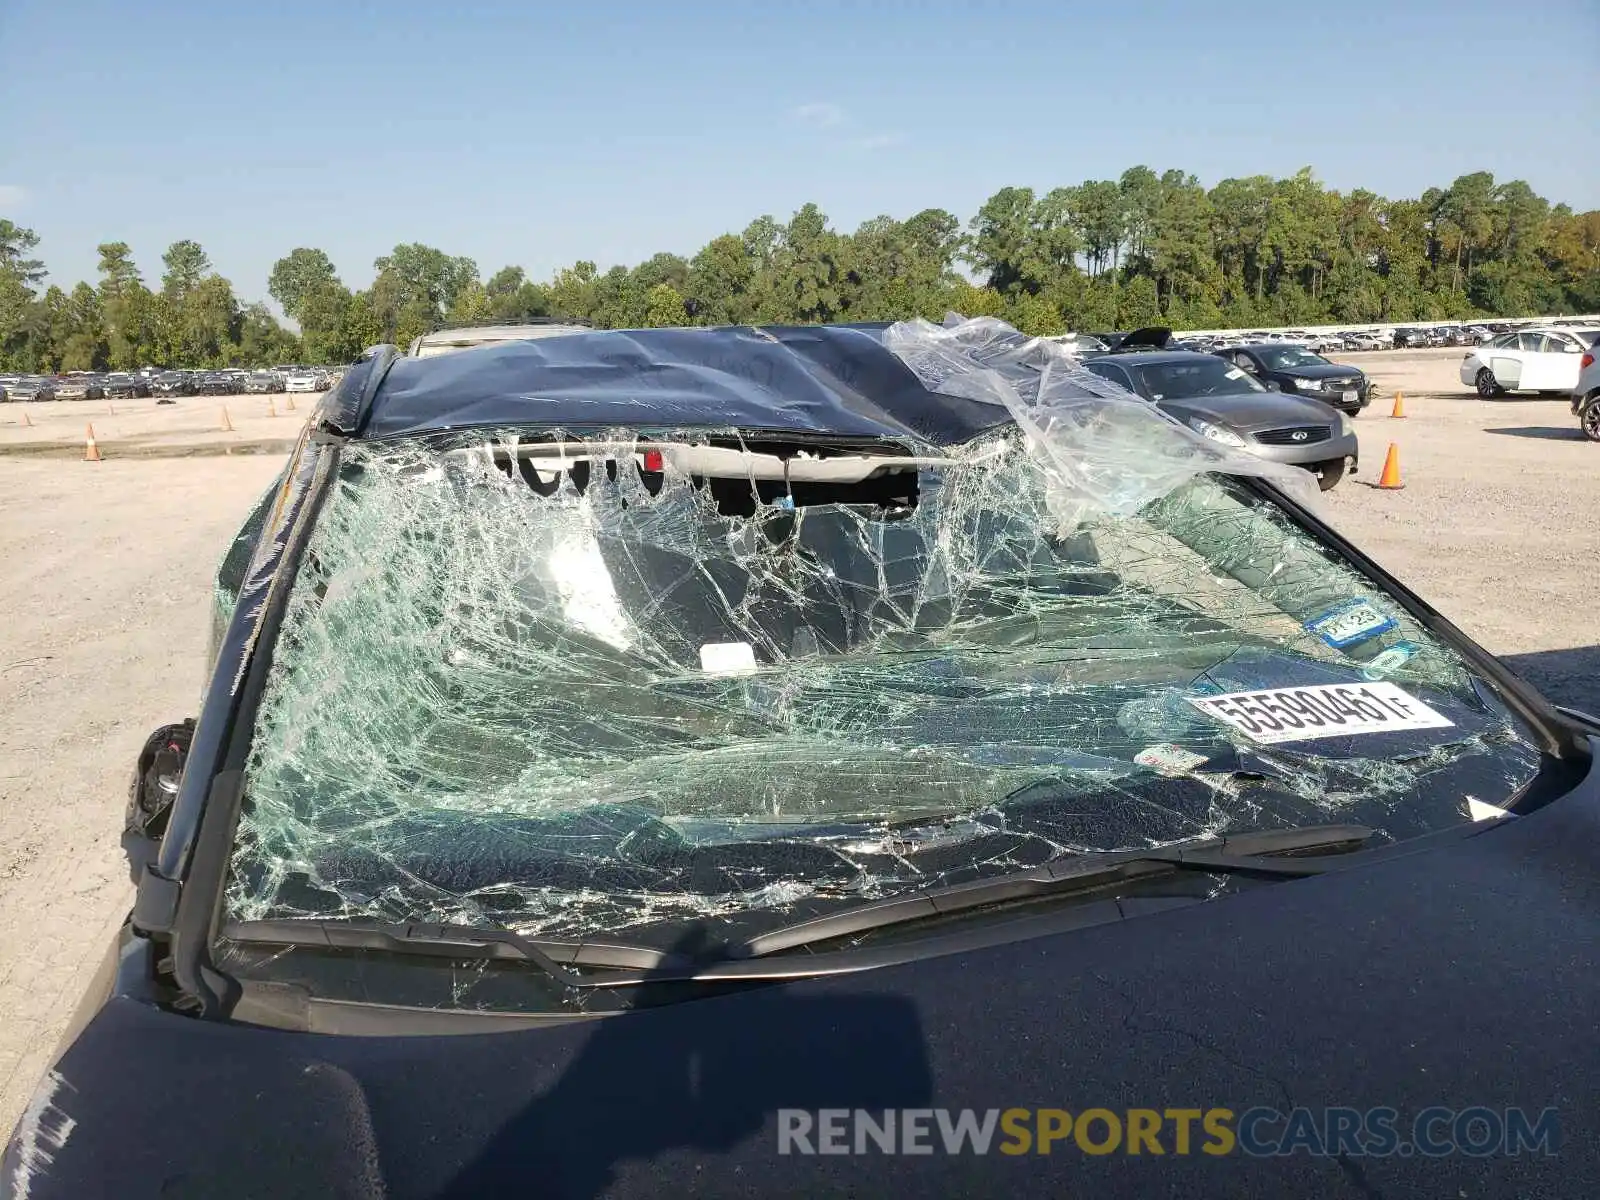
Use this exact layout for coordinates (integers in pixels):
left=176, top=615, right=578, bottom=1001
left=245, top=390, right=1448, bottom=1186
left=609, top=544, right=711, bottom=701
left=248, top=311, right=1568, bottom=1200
left=725, top=823, right=1376, bottom=962
left=222, top=918, right=693, bottom=991
left=223, top=825, right=1375, bottom=994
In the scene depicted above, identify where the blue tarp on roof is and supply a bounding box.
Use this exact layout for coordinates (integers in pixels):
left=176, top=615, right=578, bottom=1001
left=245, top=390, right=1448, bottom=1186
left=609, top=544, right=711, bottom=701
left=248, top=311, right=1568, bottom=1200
left=358, top=325, right=1023, bottom=446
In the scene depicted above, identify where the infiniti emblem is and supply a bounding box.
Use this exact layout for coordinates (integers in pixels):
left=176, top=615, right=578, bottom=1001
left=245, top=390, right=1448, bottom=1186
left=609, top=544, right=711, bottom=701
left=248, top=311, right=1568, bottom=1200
left=1291, top=430, right=1309, bottom=441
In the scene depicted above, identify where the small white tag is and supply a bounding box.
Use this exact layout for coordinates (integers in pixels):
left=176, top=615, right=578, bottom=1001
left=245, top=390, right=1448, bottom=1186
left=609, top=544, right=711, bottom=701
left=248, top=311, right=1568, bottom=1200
left=1466, top=797, right=1511, bottom=822
left=1134, top=743, right=1209, bottom=776
left=699, top=641, right=757, bottom=675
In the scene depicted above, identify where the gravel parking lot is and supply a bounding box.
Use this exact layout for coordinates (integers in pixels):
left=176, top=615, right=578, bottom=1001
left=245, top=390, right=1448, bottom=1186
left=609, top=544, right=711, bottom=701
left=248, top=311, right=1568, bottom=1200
left=1, top=349, right=1596, bottom=1133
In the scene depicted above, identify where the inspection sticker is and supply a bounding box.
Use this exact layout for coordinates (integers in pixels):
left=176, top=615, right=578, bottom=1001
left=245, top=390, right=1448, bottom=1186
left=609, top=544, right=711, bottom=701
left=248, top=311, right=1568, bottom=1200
left=1361, top=640, right=1424, bottom=680
left=1187, top=682, right=1453, bottom=745
left=1304, top=598, right=1397, bottom=649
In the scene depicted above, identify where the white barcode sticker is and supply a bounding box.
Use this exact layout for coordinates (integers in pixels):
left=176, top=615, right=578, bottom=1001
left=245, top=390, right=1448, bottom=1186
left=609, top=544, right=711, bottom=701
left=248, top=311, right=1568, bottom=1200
left=1187, top=682, right=1453, bottom=745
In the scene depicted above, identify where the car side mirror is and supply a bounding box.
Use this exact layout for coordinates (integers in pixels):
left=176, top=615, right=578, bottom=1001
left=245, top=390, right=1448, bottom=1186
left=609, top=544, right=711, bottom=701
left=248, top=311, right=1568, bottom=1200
left=123, top=719, right=196, bottom=878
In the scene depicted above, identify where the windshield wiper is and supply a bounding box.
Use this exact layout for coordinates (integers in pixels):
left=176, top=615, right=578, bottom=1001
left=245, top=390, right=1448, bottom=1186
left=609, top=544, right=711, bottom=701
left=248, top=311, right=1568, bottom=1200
left=223, top=918, right=693, bottom=991
left=223, top=824, right=1375, bottom=994
left=721, top=822, right=1375, bottom=963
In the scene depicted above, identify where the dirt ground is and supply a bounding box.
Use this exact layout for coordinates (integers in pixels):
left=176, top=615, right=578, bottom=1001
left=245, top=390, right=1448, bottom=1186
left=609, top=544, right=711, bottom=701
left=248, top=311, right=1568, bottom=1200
left=1, top=350, right=1597, bottom=1134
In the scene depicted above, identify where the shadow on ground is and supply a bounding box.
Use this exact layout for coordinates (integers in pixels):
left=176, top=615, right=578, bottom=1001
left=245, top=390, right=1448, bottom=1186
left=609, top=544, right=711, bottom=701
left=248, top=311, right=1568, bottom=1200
left=1483, top=426, right=1587, bottom=441
left=1500, top=645, right=1600, bottom=715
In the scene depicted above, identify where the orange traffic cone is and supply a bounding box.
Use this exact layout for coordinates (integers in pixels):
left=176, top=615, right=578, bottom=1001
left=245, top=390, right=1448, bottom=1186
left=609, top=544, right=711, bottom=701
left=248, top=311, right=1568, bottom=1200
left=221, top=406, right=234, bottom=432
left=285, top=395, right=296, bottom=412
left=108, top=401, right=117, bottom=416
left=84, top=424, right=102, bottom=462
left=1375, top=442, right=1403, bottom=489
left=267, top=398, right=277, bottom=418
left=21, top=409, right=32, bottom=427
left=1390, top=390, right=1405, bottom=419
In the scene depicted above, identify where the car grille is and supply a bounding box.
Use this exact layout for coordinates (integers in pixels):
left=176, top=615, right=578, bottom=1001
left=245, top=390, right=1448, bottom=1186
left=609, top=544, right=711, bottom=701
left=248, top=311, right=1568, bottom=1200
left=1254, top=425, right=1331, bottom=445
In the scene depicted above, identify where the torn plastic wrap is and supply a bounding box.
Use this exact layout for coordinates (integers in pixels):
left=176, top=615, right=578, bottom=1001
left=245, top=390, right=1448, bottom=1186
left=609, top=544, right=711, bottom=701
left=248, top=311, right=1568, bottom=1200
left=226, top=429, right=1540, bottom=941
left=882, top=316, right=1323, bottom=531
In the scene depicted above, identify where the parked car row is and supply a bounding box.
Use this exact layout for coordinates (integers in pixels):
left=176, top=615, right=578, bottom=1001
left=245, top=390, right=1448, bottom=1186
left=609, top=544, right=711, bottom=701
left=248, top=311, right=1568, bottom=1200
left=0, top=365, right=343, bottom=402
left=1059, top=318, right=1599, bottom=359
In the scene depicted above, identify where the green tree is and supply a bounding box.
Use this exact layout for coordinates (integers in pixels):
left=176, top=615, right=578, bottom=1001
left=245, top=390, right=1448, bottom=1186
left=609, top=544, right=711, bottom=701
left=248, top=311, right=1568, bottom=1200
left=445, top=281, right=493, bottom=326
left=234, top=302, right=300, bottom=366
left=298, top=282, right=354, bottom=363
left=1066, top=181, right=1127, bottom=276
left=7, top=167, right=1599, bottom=367
left=483, top=266, right=552, bottom=322
left=967, top=186, right=1039, bottom=294
left=765, top=203, right=847, bottom=323
left=177, top=274, right=240, bottom=365
left=1117, top=275, right=1161, bottom=327
left=1151, top=170, right=1217, bottom=311
left=644, top=282, right=688, bottom=327
left=547, top=260, right=598, bottom=324
left=1431, top=172, right=1497, bottom=293
left=686, top=234, right=755, bottom=325
left=58, top=282, right=109, bottom=371
left=340, top=290, right=383, bottom=358
left=1118, top=166, right=1162, bottom=268
left=161, top=239, right=211, bottom=302
left=0, top=220, right=47, bottom=369
left=1007, top=292, right=1066, bottom=337
left=268, top=248, right=339, bottom=320
left=96, top=243, right=154, bottom=368
left=370, top=243, right=479, bottom=338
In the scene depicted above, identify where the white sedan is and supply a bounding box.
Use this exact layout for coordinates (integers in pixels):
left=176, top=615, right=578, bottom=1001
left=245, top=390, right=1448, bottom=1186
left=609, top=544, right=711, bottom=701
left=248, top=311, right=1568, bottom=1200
left=284, top=370, right=324, bottom=393
left=1460, top=327, right=1600, bottom=398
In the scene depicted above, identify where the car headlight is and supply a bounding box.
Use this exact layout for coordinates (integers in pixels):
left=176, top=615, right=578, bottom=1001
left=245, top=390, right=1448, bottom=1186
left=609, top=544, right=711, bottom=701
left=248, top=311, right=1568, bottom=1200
left=1295, top=376, right=1325, bottom=389
left=1187, top=417, right=1246, bottom=447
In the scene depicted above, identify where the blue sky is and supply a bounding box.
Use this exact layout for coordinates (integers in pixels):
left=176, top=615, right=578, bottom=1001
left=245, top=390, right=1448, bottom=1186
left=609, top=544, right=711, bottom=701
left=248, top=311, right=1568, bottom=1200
left=2, top=0, right=1596, bottom=306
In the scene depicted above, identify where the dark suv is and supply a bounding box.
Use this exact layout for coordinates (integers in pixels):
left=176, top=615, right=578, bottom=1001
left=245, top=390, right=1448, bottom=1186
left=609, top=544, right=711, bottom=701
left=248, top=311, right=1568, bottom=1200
left=7, top=322, right=1596, bottom=1200
left=1214, top=344, right=1370, bottom=415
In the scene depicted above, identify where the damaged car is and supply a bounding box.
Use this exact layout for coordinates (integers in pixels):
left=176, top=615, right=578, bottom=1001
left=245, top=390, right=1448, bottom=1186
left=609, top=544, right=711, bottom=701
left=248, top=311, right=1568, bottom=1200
left=6, top=318, right=1597, bottom=1199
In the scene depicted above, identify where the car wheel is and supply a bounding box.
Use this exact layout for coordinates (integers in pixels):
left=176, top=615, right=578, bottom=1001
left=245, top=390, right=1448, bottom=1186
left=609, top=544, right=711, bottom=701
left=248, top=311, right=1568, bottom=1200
left=1314, top=460, right=1346, bottom=491
left=1582, top=401, right=1600, bottom=443
left=1475, top=368, right=1504, bottom=399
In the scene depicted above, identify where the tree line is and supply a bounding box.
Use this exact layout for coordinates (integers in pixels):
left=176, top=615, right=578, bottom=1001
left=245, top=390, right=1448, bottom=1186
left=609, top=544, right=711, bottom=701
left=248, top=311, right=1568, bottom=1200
left=2, top=166, right=1596, bottom=372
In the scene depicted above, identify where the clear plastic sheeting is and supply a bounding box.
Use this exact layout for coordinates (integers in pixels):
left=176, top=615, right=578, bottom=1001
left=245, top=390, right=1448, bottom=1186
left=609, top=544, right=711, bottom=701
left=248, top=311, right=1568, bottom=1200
left=227, top=431, right=1538, bottom=941
left=883, top=316, right=1322, bottom=530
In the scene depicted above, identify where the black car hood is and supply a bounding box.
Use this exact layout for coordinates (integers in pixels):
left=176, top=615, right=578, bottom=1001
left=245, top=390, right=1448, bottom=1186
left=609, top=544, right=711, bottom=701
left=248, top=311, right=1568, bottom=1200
left=1276, top=363, right=1362, bottom=382
left=9, top=741, right=1597, bottom=1199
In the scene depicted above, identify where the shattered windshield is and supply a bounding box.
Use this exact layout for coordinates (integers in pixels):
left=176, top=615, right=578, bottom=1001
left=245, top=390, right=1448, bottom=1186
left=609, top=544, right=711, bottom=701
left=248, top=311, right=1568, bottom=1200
left=225, top=429, right=1542, bottom=950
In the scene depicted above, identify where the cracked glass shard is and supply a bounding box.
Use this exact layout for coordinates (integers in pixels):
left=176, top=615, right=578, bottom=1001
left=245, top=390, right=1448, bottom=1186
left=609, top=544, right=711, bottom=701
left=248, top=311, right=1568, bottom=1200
left=226, top=427, right=1541, bottom=942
